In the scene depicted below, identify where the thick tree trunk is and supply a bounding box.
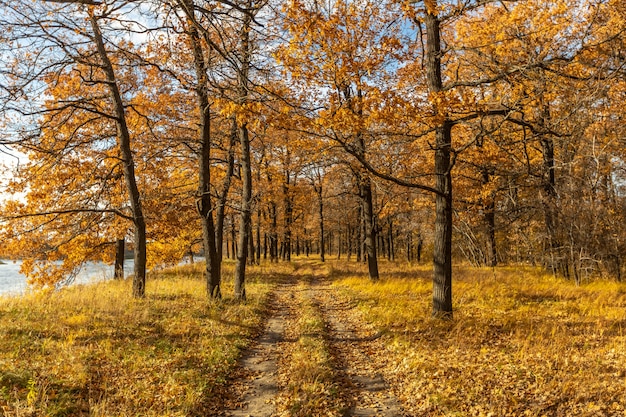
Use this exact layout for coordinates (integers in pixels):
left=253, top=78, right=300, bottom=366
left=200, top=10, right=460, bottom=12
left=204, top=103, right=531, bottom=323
left=185, top=9, right=221, bottom=299
left=425, top=7, right=453, bottom=318
left=90, top=13, right=146, bottom=298
left=234, top=5, right=252, bottom=300
left=541, top=134, right=560, bottom=276
left=432, top=123, right=453, bottom=317
left=359, top=175, right=379, bottom=281
left=114, top=238, right=125, bottom=280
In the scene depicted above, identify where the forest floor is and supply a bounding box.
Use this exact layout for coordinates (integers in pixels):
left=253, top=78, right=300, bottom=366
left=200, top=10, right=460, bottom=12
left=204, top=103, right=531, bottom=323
left=1, top=257, right=625, bottom=416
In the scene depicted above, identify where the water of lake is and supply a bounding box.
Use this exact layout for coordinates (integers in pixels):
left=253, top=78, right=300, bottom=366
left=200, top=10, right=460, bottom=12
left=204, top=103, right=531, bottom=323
left=0, top=259, right=135, bottom=296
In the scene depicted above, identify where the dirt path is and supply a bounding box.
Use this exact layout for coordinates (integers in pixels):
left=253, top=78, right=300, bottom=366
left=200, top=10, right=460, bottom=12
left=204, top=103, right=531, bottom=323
left=227, top=283, right=292, bottom=417
left=227, top=260, right=404, bottom=417
left=309, top=281, right=404, bottom=417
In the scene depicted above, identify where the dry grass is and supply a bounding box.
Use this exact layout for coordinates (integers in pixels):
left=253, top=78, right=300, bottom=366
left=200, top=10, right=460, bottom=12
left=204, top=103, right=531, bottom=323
left=0, top=260, right=273, bottom=417
left=331, top=259, right=626, bottom=416
left=275, top=270, right=346, bottom=417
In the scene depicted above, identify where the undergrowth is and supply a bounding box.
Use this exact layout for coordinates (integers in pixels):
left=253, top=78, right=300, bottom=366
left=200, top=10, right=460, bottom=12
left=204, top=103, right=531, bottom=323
left=331, top=260, right=626, bottom=416
left=0, top=260, right=274, bottom=417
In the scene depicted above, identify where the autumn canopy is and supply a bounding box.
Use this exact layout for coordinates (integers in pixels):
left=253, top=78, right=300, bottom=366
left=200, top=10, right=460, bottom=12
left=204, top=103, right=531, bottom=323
left=0, top=0, right=624, bottom=317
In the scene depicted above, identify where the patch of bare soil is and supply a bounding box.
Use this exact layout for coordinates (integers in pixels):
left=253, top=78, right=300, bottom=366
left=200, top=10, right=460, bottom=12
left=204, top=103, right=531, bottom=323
left=227, top=284, right=292, bottom=417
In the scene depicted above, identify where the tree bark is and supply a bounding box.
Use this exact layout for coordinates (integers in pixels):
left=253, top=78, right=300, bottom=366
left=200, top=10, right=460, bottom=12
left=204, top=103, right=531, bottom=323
left=417, top=232, right=423, bottom=263
left=282, top=170, right=293, bottom=261
left=234, top=4, right=253, bottom=301
left=247, top=215, right=255, bottom=265
left=315, top=182, right=325, bottom=262
left=541, top=132, right=560, bottom=276
left=356, top=203, right=362, bottom=262
left=216, top=119, right=237, bottom=261
left=425, top=6, right=453, bottom=318
left=114, top=238, right=125, bottom=280
left=256, top=206, right=261, bottom=263
left=482, top=169, right=497, bottom=267
left=234, top=123, right=252, bottom=300
left=359, top=174, right=379, bottom=281
left=269, top=201, right=278, bottom=262
left=90, top=13, right=146, bottom=298
left=184, top=3, right=221, bottom=298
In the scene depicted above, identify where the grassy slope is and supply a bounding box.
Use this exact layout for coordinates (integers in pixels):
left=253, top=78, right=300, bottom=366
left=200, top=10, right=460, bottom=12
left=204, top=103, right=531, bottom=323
left=0, top=261, right=280, bottom=417
left=331, top=260, right=626, bottom=416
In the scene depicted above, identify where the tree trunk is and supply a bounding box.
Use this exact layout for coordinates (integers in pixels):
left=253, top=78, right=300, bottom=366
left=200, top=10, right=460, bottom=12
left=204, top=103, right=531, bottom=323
left=234, top=5, right=252, bottom=301
left=406, top=231, right=412, bottom=262
left=388, top=220, right=394, bottom=261
left=282, top=169, right=293, bottom=262
left=256, top=206, right=261, bottom=263
left=356, top=203, right=362, bottom=262
left=541, top=133, right=560, bottom=276
left=347, top=225, right=353, bottom=261
left=184, top=5, right=221, bottom=298
left=114, top=238, right=125, bottom=280
left=482, top=169, right=497, bottom=267
left=90, top=13, right=146, bottom=298
left=359, top=174, right=379, bottom=281
left=316, top=183, right=325, bottom=262
left=425, top=6, right=453, bottom=318
left=269, top=202, right=278, bottom=262
left=216, top=119, right=237, bottom=261
left=417, top=232, right=423, bottom=263
left=336, top=230, right=342, bottom=260
left=248, top=216, right=255, bottom=265
left=234, top=123, right=252, bottom=300
left=230, top=214, right=237, bottom=259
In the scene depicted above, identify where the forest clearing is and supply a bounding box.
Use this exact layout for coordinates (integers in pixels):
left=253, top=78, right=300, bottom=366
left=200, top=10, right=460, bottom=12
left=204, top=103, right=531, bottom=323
left=1, top=257, right=625, bottom=416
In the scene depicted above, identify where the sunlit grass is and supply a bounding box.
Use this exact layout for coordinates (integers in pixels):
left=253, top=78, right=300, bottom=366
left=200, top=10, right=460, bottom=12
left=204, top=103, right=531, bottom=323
left=276, top=271, right=346, bottom=417
left=331, top=259, right=626, bottom=416
left=0, top=260, right=274, bottom=417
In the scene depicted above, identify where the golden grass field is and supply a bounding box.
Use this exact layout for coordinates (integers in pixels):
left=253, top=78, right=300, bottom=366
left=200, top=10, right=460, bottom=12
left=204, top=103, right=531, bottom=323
left=331, top=260, right=626, bottom=416
left=0, top=257, right=625, bottom=416
left=0, top=261, right=279, bottom=417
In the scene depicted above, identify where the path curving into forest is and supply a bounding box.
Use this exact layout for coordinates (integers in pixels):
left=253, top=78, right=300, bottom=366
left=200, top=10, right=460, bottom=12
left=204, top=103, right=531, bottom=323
left=226, top=260, right=405, bottom=417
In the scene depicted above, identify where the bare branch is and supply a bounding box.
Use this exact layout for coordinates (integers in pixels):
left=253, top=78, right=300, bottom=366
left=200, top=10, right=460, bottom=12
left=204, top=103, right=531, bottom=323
left=41, top=0, right=102, bottom=5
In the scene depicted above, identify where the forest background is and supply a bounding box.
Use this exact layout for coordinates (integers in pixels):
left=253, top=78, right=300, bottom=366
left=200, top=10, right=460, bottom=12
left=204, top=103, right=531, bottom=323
left=0, top=0, right=624, bottom=318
